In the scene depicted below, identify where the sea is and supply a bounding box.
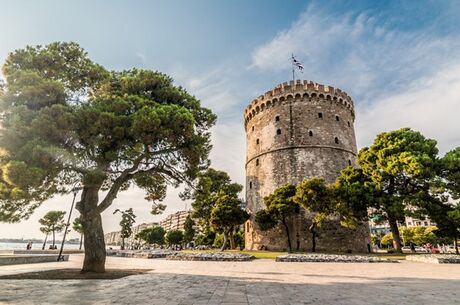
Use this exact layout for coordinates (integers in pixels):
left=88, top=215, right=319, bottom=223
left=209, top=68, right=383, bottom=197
left=0, top=242, right=82, bottom=250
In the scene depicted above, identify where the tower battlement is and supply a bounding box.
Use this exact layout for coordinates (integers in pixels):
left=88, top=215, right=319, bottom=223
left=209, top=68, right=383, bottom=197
left=244, top=80, right=354, bottom=130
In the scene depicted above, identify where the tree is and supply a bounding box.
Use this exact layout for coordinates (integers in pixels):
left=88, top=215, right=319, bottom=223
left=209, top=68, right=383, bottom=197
left=255, top=184, right=298, bottom=252
left=38, top=210, right=66, bottom=249
left=357, top=128, right=438, bottom=252
left=294, top=178, right=336, bottom=252
left=183, top=215, right=195, bottom=245
left=210, top=194, right=249, bottom=251
left=136, top=226, right=165, bottom=246
left=0, top=42, right=216, bottom=272
left=113, top=208, right=136, bottom=250
left=165, top=230, right=184, bottom=247
left=72, top=216, right=84, bottom=250
left=381, top=233, right=393, bottom=248
left=188, top=168, right=243, bottom=229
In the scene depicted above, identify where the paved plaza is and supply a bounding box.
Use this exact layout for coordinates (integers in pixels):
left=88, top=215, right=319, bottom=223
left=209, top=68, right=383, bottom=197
left=0, top=255, right=459, bottom=305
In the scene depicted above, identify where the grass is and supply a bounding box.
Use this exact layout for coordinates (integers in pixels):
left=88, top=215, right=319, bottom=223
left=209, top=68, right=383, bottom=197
left=182, top=249, right=287, bottom=259
left=182, top=249, right=407, bottom=260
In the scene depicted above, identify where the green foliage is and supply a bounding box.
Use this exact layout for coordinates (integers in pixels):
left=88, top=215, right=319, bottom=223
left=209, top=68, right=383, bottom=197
left=194, top=229, right=216, bottom=246
left=210, top=194, right=249, bottom=251
left=113, top=208, right=136, bottom=250
left=72, top=216, right=83, bottom=234
left=183, top=215, right=195, bottom=244
left=188, top=168, right=243, bottom=229
left=165, top=229, right=184, bottom=246
left=0, top=41, right=216, bottom=222
left=255, top=209, right=277, bottom=231
left=136, top=226, right=165, bottom=245
left=381, top=233, right=393, bottom=247
left=210, top=195, right=249, bottom=233
left=295, top=178, right=335, bottom=223
left=38, top=210, right=66, bottom=246
left=113, top=208, right=136, bottom=239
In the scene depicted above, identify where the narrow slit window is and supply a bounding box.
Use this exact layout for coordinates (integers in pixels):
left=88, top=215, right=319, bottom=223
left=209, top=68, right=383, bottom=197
left=276, top=129, right=281, bottom=135
left=249, top=181, right=253, bottom=189
left=348, top=160, right=352, bottom=166
left=256, top=159, right=259, bottom=166
left=336, top=115, right=340, bottom=121
left=318, top=112, right=323, bottom=119
left=334, top=137, right=339, bottom=144
left=347, top=121, right=350, bottom=127
left=275, top=115, right=280, bottom=122
left=309, top=130, right=313, bottom=137
left=256, top=139, right=259, bottom=145
left=252, top=126, right=255, bottom=131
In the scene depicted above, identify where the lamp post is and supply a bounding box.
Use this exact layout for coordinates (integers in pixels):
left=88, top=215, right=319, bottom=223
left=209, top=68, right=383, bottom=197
left=57, top=186, right=80, bottom=262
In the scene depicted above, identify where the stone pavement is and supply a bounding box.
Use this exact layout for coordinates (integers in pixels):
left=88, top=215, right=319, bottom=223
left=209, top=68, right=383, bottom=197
left=1, top=255, right=459, bottom=305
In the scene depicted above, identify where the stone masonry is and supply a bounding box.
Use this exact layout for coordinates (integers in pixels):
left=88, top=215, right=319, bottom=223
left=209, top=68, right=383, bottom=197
left=244, top=80, right=371, bottom=252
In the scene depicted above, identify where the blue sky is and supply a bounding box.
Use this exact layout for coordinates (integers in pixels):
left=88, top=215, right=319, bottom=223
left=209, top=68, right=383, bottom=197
left=1, top=0, right=459, bottom=239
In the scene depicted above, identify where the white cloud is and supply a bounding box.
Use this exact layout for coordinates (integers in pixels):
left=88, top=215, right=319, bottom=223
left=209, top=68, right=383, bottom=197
left=357, top=63, right=460, bottom=154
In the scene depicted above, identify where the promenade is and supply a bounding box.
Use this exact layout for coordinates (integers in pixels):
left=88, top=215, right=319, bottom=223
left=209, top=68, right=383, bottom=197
left=0, top=255, right=459, bottom=305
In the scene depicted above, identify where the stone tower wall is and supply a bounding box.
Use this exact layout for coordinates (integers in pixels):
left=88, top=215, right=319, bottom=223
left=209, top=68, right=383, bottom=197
left=244, top=80, right=370, bottom=252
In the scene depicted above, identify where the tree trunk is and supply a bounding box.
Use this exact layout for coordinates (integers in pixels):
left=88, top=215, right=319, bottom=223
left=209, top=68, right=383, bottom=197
left=79, top=233, right=83, bottom=250
left=77, top=185, right=106, bottom=273
left=52, top=230, right=56, bottom=248
left=42, top=233, right=48, bottom=250
left=221, top=230, right=229, bottom=251
left=309, top=221, right=317, bottom=253
left=121, top=237, right=125, bottom=250
left=388, top=216, right=402, bottom=253
left=229, top=228, right=235, bottom=250
left=282, top=218, right=292, bottom=253
left=455, top=237, right=459, bottom=255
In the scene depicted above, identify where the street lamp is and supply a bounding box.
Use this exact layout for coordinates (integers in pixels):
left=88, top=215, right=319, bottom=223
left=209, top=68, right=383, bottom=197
left=57, top=186, right=80, bottom=262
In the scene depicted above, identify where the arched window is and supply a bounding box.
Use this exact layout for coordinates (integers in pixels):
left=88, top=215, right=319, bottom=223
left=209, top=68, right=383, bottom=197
left=348, top=160, right=352, bottom=166
left=318, top=112, right=323, bottom=119
left=275, top=115, right=280, bottom=122
left=276, top=129, right=282, bottom=135
left=335, top=115, right=340, bottom=121
left=334, top=137, right=339, bottom=144
left=309, top=130, right=313, bottom=137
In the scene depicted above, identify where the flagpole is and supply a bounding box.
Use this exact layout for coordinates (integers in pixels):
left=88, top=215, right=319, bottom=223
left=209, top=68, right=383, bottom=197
left=291, top=54, right=295, bottom=83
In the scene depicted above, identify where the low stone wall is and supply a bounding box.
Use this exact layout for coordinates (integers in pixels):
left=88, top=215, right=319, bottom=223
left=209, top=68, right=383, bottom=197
left=0, top=254, right=69, bottom=266
left=276, top=254, right=397, bottom=263
left=166, top=252, right=255, bottom=261
left=406, top=254, right=460, bottom=264
left=106, top=249, right=174, bottom=258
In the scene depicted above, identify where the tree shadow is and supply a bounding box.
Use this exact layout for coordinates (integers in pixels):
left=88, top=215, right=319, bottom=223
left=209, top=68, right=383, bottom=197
left=0, top=271, right=458, bottom=305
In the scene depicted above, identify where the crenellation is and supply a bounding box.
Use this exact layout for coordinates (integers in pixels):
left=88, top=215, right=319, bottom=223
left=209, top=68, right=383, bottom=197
left=244, top=80, right=355, bottom=129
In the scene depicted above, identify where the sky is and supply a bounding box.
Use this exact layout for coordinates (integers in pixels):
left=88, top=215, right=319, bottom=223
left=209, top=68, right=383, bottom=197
left=0, top=0, right=459, bottom=239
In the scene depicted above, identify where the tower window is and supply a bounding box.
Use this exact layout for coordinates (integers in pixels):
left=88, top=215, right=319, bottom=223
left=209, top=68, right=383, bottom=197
left=252, top=126, right=255, bottom=131
left=246, top=222, right=250, bottom=232
left=275, top=115, right=280, bottom=122
left=334, top=137, right=339, bottom=144
left=256, top=139, right=259, bottom=145
left=347, top=121, right=350, bottom=127
left=348, top=160, right=352, bottom=166
left=336, top=115, right=340, bottom=121
left=276, top=129, right=282, bottom=135
left=249, top=181, right=253, bottom=189
left=256, top=159, right=259, bottom=166
left=318, top=112, right=323, bottom=119
left=309, top=130, right=313, bottom=137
